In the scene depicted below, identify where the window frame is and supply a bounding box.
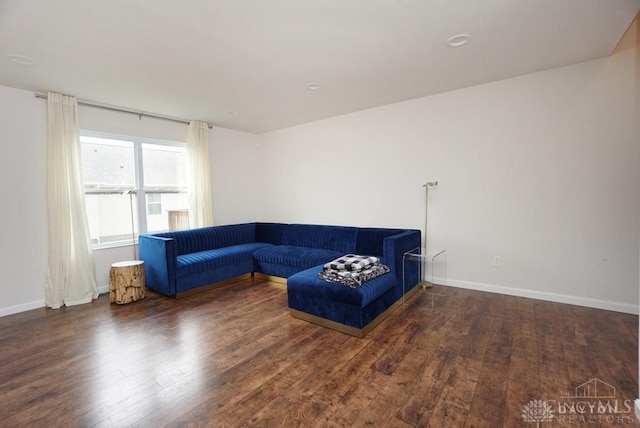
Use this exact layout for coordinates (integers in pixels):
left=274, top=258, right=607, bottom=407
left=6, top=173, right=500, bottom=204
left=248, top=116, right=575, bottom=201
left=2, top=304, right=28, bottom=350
left=80, top=130, right=187, bottom=250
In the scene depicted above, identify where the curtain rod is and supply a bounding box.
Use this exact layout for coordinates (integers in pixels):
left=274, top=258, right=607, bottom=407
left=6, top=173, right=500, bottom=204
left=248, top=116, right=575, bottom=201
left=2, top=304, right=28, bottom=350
left=34, top=92, right=212, bottom=129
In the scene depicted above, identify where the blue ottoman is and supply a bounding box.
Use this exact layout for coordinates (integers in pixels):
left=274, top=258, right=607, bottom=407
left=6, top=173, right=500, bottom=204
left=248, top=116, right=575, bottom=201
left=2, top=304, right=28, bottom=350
left=287, top=265, right=400, bottom=338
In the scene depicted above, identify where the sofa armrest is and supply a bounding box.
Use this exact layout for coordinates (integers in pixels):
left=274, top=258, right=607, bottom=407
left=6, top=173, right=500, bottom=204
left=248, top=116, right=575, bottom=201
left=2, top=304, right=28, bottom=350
left=138, top=234, right=177, bottom=296
left=383, top=230, right=421, bottom=298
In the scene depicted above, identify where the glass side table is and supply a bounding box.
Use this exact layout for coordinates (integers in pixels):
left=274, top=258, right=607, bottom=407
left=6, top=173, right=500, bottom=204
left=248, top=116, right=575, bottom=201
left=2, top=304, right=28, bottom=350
left=402, top=247, right=447, bottom=307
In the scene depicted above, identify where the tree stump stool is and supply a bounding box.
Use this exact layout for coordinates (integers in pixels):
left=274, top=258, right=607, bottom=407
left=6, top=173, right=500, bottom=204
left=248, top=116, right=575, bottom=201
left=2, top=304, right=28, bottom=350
left=109, top=261, right=145, bottom=304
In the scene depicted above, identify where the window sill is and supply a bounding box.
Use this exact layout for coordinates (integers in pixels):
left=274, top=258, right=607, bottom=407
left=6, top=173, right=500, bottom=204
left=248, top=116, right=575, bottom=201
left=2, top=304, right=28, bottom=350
left=92, top=241, right=136, bottom=251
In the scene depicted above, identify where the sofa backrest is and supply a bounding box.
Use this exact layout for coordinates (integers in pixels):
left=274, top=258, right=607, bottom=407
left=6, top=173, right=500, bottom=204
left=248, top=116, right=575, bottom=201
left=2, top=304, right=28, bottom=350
left=255, top=222, right=288, bottom=245
left=281, top=224, right=358, bottom=253
left=154, top=223, right=256, bottom=255
left=356, top=228, right=413, bottom=257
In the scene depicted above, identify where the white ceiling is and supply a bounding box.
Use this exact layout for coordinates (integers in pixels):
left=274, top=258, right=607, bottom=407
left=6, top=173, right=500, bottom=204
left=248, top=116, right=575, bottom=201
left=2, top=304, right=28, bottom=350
left=1, top=1, right=638, bottom=134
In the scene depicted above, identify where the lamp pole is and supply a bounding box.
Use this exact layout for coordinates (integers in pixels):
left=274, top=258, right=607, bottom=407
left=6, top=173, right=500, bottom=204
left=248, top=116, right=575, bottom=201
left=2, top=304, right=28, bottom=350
left=122, top=189, right=137, bottom=260
left=129, top=191, right=136, bottom=260
left=421, top=181, right=438, bottom=288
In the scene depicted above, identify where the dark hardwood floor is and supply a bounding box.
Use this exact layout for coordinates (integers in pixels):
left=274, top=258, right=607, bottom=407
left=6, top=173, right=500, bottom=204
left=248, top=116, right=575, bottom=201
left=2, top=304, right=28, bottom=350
left=0, top=277, right=638, bottom=427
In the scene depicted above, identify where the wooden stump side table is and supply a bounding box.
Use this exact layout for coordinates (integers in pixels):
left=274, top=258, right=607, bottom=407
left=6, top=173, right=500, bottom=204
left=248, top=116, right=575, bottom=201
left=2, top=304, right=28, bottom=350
left=109, top=260, right=145, bottom=304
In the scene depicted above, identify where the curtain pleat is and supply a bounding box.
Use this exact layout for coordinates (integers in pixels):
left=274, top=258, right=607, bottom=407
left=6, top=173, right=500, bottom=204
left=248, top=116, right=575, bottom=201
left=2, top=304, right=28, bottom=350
left=187, top=121, right=214, bottom=228
left=46, top=92, right=98, bottom=309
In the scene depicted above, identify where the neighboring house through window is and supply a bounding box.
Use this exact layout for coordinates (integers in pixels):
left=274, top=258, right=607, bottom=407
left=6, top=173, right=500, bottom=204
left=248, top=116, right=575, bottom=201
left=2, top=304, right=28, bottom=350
left=80, top=132, right=189, bottom=247
left=147, top=193, right=162, bottom=216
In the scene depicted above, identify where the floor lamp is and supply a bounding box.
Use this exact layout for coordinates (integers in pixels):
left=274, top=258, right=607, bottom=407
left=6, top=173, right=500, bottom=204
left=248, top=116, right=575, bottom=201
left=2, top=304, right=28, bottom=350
left=122, top=190, right=137, bottom=260
left=420, top=181, right=438, bottom=289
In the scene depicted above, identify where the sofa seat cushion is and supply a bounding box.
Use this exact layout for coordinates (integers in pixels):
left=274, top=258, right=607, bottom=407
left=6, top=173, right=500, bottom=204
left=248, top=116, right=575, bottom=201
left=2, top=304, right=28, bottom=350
left=176, top=242, right=272, bottom=277
left=287, top=265, right=396, bottom=308
left=253, top=246, right=343, bottom=271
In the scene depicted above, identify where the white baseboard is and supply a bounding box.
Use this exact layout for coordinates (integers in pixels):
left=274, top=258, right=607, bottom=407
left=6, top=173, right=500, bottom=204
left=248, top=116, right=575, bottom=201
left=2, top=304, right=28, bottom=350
left=433, top=277, right=639, bottom=315
left=635, top=399, right=640, bottom=422
left=0, top=299, right=45, bottom=318
left=0, top=285, right=110, bottom=318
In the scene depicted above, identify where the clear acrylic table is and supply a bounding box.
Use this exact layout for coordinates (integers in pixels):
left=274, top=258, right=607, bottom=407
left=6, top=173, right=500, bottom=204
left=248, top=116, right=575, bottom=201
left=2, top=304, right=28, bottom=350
left=402, top=247, right=447, bottom=307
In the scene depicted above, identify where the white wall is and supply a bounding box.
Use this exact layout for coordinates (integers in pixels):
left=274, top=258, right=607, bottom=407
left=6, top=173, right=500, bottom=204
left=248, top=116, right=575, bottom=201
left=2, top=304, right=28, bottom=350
left=0, top=86, right=261, bottom=315
left=210, top=127, right=263, bottom=225
left=0, top=86, right=48, bottom=315
left=259, top=45, right=640, bottom=313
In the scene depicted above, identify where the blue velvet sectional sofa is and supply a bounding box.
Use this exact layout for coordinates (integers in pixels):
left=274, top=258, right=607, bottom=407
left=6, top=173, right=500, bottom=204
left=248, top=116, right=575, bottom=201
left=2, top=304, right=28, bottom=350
left=139, top=222, right=421, bottom=337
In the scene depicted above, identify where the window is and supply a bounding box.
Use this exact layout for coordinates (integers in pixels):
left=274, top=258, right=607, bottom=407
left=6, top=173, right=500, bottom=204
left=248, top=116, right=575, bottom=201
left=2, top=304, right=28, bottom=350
left=80, top=132, right=188, bottom=247
left=147, top=193, right=162, bottom=216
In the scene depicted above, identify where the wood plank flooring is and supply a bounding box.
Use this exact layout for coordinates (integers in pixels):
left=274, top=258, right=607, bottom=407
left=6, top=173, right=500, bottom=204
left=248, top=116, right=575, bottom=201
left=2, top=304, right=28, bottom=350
left=0, top=277, right=637, bottom=427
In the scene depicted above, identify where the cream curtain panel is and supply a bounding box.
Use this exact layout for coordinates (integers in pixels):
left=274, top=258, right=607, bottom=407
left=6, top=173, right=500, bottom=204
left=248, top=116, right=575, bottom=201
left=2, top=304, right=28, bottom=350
left=46, top=92, right=98, bottom=309
left=187, top=120, right=214, bottom=228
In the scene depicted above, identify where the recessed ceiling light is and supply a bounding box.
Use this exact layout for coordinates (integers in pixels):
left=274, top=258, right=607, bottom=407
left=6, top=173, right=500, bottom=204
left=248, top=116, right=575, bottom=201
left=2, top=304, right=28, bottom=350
left=446, top=34, right=471, bottom=48
left=306, top=83, right=321, bottom=90
left=6, top=54, right=37, bottom=66
left=227, top=110, right=240, bottom=115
